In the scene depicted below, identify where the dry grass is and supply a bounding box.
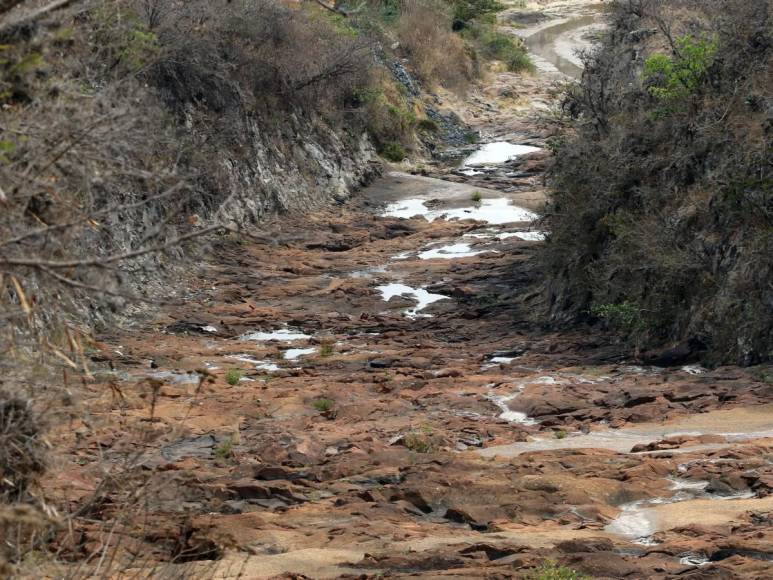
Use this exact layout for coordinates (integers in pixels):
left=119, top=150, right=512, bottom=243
left=396, top=0, right=477, bottom=92
left=0, top=0, right=381, bottom=575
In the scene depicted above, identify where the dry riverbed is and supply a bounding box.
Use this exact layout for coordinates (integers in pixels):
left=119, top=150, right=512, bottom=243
left=41, top=1, right=773, bottom=578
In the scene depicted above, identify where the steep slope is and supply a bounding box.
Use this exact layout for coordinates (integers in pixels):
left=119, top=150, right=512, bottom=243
left=543, top=0, right=772, bottom=365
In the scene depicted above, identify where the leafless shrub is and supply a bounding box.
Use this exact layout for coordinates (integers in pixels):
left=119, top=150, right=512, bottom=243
left=131, top=0, right=374, bottom=114
left=1, top=1, right=383, bottom=575
left=0, top=394, right=46, bottom=503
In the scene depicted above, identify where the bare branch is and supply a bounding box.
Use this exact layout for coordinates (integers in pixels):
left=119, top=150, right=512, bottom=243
left=38, top=265, right=182, bottom=304
left=1, top=224, right=224, bottom=269
left=0, top=0, right=81, bottom=35
left=0, top=182, right=186, bottom=248
left=0, top=0, right=26, bottom=18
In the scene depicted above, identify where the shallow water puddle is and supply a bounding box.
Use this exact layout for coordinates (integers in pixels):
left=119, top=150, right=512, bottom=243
left=490, top=392, right=537, bottom=425
left=376, top=283, right=449, bottom=317
left=226, top=354, right=280, bottom=372
left=256, top=362, right=281, bottom=372
left=149, top=371, right=200, bottom=385
left=463, top=142, right=542, bottom=166
left=418, top=242, right=493, bottom=260
left=478, top=404, right=773, bottom=458
left=523, top=13, right=603, bottom=78
left=503, top=231, right=547, bottom=241
left=382, top=197, right=537, bottom=225
left=679, top=553, right=711, bottom=567
left=390, top=250, right=413, bottom=261
left=283, top=347, right=316, bottom=360
left=241, top=327, right=311, bottom=342
left=487, top=376, right=559, bottom=425
left=681, top=364, right=707, bottom=375
left=465, top=230, right=547, bottom=242
left=349, top=265, right=388, bottom=278
left=605, top=478, right=756, bottom=544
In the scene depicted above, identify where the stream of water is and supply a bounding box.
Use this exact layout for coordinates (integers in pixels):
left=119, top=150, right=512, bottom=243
left=522, top=7, right=606, bottom=78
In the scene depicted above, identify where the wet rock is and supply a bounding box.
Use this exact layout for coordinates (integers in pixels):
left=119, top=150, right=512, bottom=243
left=382, top=222, right=417, bottom=238
left=710, top=548, right=773, bottom=562
left=706, top=478, right=739, bottom=496
left=390, top=490, right=433, bottom=514
left=556, top=538, right=615, bottom=553
left=564, top=552, right=640, bottom=577
left=165, top=321, right=218, bottom=335
left=367, top=358, right=395, bottom=369
left=254, top=466, right=316, bottom=482
left=457, top=543, right=517, bottom=560
left=305, top=238, right=358, bottom=252
left=641, top=339, right=705, bottom=367
left=444, top=508, right=489, bottom=531
left=160, top=435, right=217, bottom=462
left=490, top=348, right=526, bottom=359
left=623, top=389, right=658, bottom=407
left=228, top=480, right=307, bottom=505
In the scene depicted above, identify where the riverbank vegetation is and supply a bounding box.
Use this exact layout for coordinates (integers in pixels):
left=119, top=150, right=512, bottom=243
left=543, top=0, right=772, bottom=365
left=0, top=0, right=534, bottom=376
left=0, top=0, right=533, bottom=575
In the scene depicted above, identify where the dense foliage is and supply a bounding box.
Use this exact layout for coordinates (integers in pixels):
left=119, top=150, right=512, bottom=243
left=543, top=0, right=772, bottom=365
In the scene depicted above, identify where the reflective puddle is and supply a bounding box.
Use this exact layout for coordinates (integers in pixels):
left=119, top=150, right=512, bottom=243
left=241, top=328, right=311, bottom=342
left=227, top=355, right=281, bottom=372
left=382, top=197, right=538, bottom=224
left=283, top=347, right=316, bottom=360
left=376, top=283, right=449, bottom=318
left=418, top=242, right=493, bottom=260
left=605, top=478, right=756, bottom=544
left=463, top=142, right=542, bottom=166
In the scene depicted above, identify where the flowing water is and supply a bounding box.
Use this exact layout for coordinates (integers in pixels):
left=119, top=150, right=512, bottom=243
left=521, top=6, right=607, bottom=78
left=479, top=405, right=773, bottom=458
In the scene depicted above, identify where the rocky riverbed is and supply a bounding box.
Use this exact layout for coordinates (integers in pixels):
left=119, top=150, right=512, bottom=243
left=42, top=1, right=773, bottom=578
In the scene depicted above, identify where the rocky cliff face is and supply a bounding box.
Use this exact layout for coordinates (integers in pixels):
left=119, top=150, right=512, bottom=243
left=96, top=106, right=381, bottom=323
left=202, top=113, right=379, bottom=227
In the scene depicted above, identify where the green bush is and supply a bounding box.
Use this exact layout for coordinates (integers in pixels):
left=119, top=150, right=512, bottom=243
left=446, top=0, right=504, bottom=28
left=319, top=341, right=334, bottom=357
left=644, top=35, right=717, bottom=102
left=417, top=118, right=439, bottom=132
left=215, top=439, right=233, bottom=459
left=357, top=75, right=417, bottom=158
left=463, top=25, right=533, bottom=72
left=312, top=398, right=333, bottom=412
left=591, top=302, right=644, bottom=333
left=225, top=369, right=243, bottom=385
left=92, top=5, right=160, bottom=73
left=544, top=0, right=772, bottom=364
left=379, top=141, right=407, bottom=162
left=530, top=561, right=591, bottom=580
left=403, top=431, right=433, bottom=453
